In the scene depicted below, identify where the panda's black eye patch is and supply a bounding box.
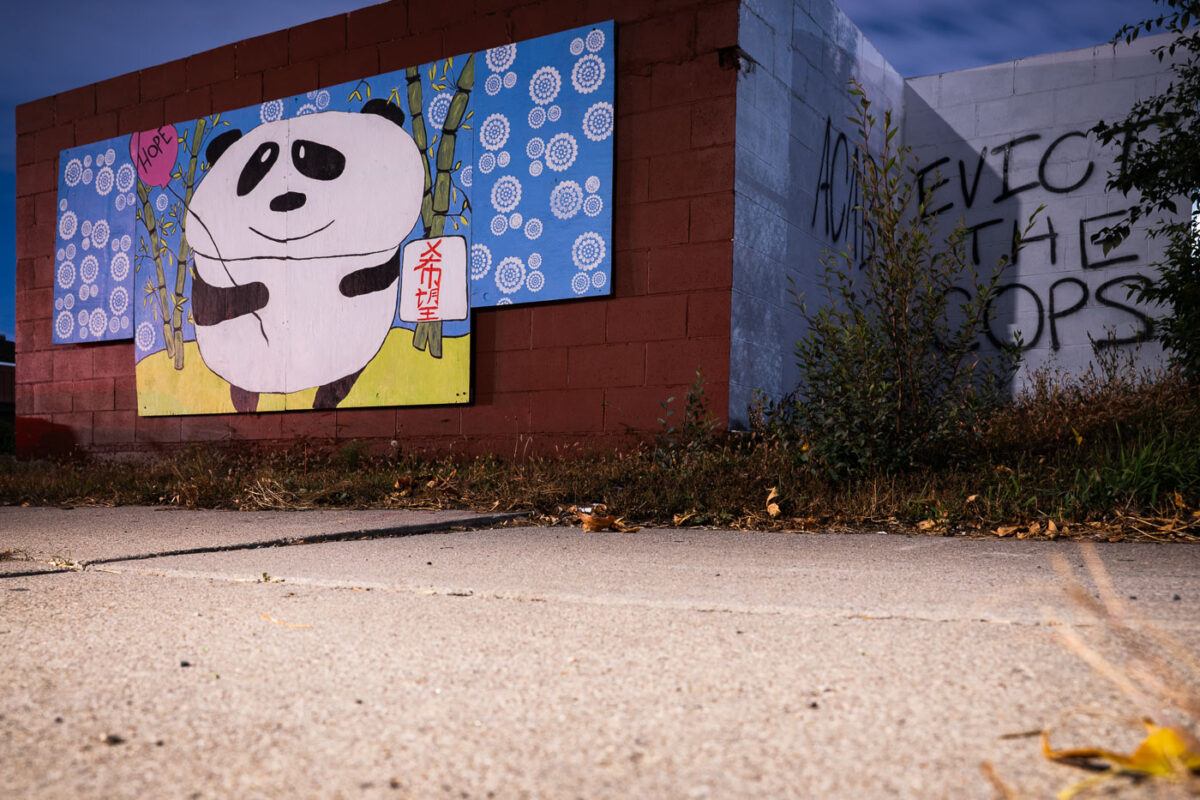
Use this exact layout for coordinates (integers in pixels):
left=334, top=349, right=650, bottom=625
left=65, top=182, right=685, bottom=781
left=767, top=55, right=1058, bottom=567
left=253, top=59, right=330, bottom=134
left=238, top=142, right=280, bottom=197
left=292, top=140, right=346, bottom=181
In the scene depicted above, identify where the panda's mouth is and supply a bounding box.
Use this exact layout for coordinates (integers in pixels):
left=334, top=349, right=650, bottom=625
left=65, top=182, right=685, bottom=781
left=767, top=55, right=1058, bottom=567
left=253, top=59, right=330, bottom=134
left=248, top=219, right=335, bottom=244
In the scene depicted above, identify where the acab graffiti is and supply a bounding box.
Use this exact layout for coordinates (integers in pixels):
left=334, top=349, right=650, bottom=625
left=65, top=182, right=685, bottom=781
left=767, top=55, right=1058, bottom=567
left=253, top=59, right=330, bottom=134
left=810, top=117, right=1156, bottom=353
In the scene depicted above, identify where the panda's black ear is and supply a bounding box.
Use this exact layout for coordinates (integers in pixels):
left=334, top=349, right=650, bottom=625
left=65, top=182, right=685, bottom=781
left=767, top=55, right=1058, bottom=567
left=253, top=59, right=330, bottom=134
left=362, top=98, right=406, bottom=128
left=206, top=129, right=243, bottom=166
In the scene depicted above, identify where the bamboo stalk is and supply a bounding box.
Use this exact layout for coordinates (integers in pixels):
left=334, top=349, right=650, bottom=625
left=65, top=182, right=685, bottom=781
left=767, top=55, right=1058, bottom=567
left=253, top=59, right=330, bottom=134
left=136, top=179, right=176, bottom=362
left=172, top=117, right=208, bottom=370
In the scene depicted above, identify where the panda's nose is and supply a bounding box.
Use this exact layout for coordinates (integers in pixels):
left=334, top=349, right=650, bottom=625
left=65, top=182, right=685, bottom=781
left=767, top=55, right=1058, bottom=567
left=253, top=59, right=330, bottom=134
left=270, top=191, right=307, bottom=212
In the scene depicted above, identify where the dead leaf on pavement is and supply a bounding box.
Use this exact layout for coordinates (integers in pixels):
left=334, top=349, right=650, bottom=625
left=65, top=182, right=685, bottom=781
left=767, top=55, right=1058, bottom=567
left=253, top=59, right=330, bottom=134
left=580, top=513, right=641, bottom=533
left=995, top=525, right=1019, bottom=538
left=673, top=510, right=696, bottom=526
left=1043, top=719, right=1200, bottom=799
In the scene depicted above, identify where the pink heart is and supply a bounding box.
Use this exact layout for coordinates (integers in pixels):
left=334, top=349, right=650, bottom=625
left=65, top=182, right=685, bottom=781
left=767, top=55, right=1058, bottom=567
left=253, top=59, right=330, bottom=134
left=130, top=125, right=179, bottom=188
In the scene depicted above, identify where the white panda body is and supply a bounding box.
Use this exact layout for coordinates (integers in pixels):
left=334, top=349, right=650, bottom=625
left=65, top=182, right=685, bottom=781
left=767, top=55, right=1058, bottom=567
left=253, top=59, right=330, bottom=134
left=184, top=108, right=424, bottom=397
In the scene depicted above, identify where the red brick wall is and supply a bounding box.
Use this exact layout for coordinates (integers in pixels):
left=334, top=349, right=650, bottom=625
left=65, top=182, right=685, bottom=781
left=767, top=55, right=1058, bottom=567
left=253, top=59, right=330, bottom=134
left=14, top=0, right=738, bottom=457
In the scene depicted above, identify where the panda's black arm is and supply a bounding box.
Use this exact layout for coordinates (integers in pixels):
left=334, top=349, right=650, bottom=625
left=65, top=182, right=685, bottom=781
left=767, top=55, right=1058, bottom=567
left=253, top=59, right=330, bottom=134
left=339, top=249, right=400, bottom=298
left=191, top=270, right=270, bottom=326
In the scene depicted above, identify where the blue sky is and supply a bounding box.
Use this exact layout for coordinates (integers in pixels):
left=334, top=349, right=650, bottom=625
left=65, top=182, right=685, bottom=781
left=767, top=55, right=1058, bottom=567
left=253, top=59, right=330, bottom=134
left=0, top=0, right=1166, bottom=341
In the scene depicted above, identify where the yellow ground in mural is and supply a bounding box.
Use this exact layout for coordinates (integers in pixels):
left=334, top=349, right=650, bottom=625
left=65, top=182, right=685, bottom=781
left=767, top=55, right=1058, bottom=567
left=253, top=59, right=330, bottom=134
left=136, top=328, right=470, bottom=416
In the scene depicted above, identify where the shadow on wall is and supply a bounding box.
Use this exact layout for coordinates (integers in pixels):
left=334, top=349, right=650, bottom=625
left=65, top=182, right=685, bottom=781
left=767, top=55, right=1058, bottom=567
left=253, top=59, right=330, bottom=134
left=15, top=418, right=75, bottom=456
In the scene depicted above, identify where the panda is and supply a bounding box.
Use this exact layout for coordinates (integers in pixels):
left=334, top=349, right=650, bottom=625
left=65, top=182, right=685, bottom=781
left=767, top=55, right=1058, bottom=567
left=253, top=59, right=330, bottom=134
left=184, top=99, right=424, bottom=412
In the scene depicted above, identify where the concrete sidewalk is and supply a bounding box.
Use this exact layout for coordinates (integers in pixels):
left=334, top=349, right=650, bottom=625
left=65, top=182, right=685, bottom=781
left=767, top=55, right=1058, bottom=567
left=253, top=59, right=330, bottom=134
left=1, top=507, right=1198, bottom=799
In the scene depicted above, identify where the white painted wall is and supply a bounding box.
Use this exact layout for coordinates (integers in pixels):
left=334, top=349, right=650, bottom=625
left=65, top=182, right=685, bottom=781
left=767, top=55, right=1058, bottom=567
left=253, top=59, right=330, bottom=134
left=731, top=10, right=1175, bottom=423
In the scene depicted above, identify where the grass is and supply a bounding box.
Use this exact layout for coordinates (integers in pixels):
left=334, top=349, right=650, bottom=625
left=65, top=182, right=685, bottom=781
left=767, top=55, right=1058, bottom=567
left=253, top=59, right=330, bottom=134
left=1, top=367, right=1198, bottom=541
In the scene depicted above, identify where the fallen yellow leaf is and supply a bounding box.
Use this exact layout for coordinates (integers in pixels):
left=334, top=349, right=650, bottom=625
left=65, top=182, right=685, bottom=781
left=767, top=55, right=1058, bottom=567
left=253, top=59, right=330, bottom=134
left=995, top=525, right=1019, bottom=538
left=917, top=519, right=937, bottom=531
left=1044, top=719, right=1200, bottom=799
left=673, top=511, right=696, bottom=526
left=580, top=513, right=618, bottom=532
left=766, top=487, right=781, bottom=518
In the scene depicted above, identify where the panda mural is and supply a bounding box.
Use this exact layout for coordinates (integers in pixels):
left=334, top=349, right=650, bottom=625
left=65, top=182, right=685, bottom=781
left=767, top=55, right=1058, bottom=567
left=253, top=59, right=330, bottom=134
left=183, top=99, right=423, bottom=412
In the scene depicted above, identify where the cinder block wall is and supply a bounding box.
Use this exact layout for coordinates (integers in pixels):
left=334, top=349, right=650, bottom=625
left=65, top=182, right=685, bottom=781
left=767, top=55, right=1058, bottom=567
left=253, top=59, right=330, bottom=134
left=902, top=33, right=1173, bottom=385
left=728, top=0, right=903, bottom=426
left=14, top=0, right=741, bottom=457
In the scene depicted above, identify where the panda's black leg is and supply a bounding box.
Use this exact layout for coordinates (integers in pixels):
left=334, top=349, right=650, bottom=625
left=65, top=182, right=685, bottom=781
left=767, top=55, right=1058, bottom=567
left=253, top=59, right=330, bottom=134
left=230, top=385, right=260, bottom=413
left=313, top=368, right=364, bottom=410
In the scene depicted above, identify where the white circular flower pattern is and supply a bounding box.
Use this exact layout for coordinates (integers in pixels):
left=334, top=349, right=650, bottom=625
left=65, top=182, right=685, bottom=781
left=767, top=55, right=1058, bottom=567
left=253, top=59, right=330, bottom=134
left=571, top=273, right=590, bottom=294
left=529, top=66, right=561, bottom=105
left=89, top=308, right=107, bottom=337
left=82, top=168, right=93, bottom=185
left=56, top=311, right=73, bottom=339
left=315, top=90, right=330, bottom=110
left=485, top=73, right=502, bottom=95
left=528, top=106, right=546, bottom=129
left=63, top=293, right=74, bottom=310
left=585, top=175, right=601, bottom=193
left=503, top=71, right=517, bottom=89
left=497, top=298, right=512, bottom=305
left=528, top=252, right=543, bottom=269
left=470, top=244, right=492, bottom=280
left=116, top=163, right=135, bottom=193
left=156, top=193, right=169, bottom=212
left=480, top=113, right=510, bottom=151
left=56, top=248, right=65, bottom=261
left=120, top=234, right=131, bottom=252
left=526, top=270, right=545, bottom=292
left=295, top=103, right=317, bottom=116
left=78, top=286, right=88, bottom=301
left=81, top=220, right=92, bottom=238
left=586, top=28, right=606, bottom=52
left=64, top=158, right=83, bottom=186
left=58, top=210, right=77, bottom=240
left=495, top=256, right=525, bottom=294
left=78, top=309, right=89, bottom=325
left=509, top=212, right=523, bottom=229
left=109, top=286, right=129, bottom=315
left=486, top=43, right=517, bottom=72
left=570, top=37, right=585, bottom=56
left=95, top=166, right=114, bottom=196
left=491, top=175, right=522, bottom=213
left=529, top=160, right=543, bottom=177
left=592, top=271, right=607, bottom=289
left=582, top=101, right=614, bottom=141
left=136, top=322, right=156, bottom=352
left=81, top=254, right=99, bottom=283
left=260, top=99, right=285, bottom=123
left=85, top=155, right=92, bottom=168
left=524, top=218, right=543, bottom=240
left=59, top=199, right=68, bottom=212
left=104, top=148, right=116, bottom=166
left=90, top=283, right=99, bottom=299
left=526, top=137, right=545, bottom=159
left=108, top=316, right=120, bottom=335
left=572, top=54, right=606, bottom=94
left=497, top=150, right=511, bottom=168
left=460, top=165, right=473, bottom=188
left=547, top=105, right=562, bottom=122
left=126, top=193, right=135, bottom=207
left=57, top=261, right=75, bottom=289
left=65, top=243, right=75, bottom=260
left=81, top=238, right=90, bottom=251
left=479, top=152, right=496, bottom=174
left=490, top=214, right=508, bottom=236
left=91, top=220, right=110, bottom=249
left=110, top=252, right=130, bottom=282
left=112, top=240, right=120, bottom=252
left=583, top=194, right=604, bottom=217
left=544, top=133, right=578, bottom=172
left=428, top=92, right=453, bottom=129
left=115, top=194, right=126, bottom=212
left=550, top=181, right=583, bottom=219
left=122, top=316, right=130, bottom=331
left=572, top=232, right=606, bottom=270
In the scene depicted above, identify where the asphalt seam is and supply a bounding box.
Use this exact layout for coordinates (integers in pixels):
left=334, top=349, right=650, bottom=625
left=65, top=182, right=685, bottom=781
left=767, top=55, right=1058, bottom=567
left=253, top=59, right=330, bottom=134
left=3, top=512, right=527, bottom=573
